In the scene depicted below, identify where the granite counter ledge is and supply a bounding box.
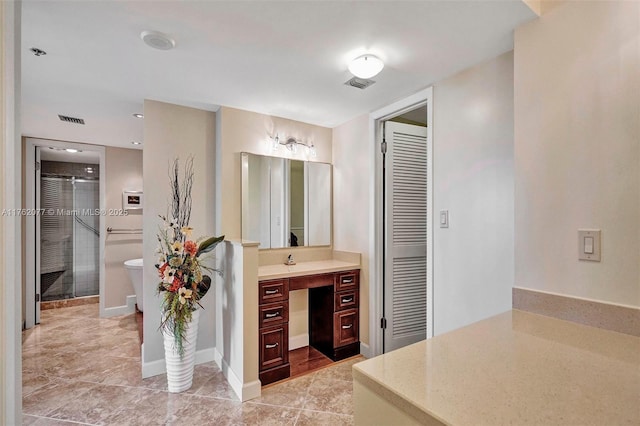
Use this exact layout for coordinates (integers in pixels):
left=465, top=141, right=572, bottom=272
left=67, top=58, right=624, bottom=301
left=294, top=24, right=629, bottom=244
left=353, top=309, right=640, bottom=425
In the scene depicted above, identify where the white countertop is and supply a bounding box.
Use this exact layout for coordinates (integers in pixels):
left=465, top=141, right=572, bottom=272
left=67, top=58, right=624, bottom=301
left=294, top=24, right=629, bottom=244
left=353, top=309, right=640, bottom=425
left=258, top=259, right=360, bottom=280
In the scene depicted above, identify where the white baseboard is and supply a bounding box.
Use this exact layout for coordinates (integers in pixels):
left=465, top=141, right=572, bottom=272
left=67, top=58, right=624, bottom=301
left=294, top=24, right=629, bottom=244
left=141, top=343, right=165, bottom=378
left=289, top=333, right=309, bottom=350
left=195, top=348, right=216, bottom=365
left=102, top=295, right=136, bottom=318
left=213, top=348, right=261, bottom=402
left=360, top=342, right=372, bottom=359
left=141, top=345, right=217, bottom=379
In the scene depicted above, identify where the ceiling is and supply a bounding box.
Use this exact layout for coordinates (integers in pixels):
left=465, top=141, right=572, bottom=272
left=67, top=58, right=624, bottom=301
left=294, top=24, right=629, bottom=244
left=21, top=1, right=537, bottom=149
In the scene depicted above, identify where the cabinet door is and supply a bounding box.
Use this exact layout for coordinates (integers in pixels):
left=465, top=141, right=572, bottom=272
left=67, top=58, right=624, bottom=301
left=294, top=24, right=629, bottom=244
left=260, top=323, right=289, bottom=371
left=333, top=309, right=359, bottom=348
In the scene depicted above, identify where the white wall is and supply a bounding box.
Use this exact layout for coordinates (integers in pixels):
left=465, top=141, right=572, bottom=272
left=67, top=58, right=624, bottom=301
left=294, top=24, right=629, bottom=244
left=332, top=114, right=372, bottom=346
left=142, top=100, right=216, bottom=375
left=432, top=51, right=515, bottom=335
left=104, top=147, right=142, bottom=310
left=1, top=1, right=22, bottom=423
left=514, top=1, right=640, bottom=307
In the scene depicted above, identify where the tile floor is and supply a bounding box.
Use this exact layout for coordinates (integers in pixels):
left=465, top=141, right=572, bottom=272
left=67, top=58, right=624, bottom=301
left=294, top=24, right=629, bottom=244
left=22, top=304, right=362, bottom=425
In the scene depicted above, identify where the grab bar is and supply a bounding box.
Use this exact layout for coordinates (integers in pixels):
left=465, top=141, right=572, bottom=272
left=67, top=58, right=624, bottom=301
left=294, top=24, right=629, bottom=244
left=106, top=227, right=142, bottom=234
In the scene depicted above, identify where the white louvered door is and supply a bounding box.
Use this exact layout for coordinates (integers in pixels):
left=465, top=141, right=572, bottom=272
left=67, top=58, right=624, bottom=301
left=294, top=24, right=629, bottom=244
left=384, top=121, right=428, bottom=352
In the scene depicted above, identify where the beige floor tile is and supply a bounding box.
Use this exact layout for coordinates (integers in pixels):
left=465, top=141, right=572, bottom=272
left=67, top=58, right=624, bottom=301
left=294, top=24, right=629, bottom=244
left=23, top=304, right=364, bottom=425
left=236, top=402, right=301, bottom=425
left=255, top=374, right=315, bottom=409
left=311, top=357, right=363, bottom=383
left=22, top=379, right=96, bottom=417
left=295, top=410, right=354, bottom=426
left=47, top=384, right=146, bottom=425
left=302, top=378, right=354, bottom=416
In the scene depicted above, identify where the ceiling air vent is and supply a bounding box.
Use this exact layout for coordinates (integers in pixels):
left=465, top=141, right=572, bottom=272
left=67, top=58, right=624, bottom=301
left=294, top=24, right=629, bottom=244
left=58, top=115, right=85, bottom=125
left=345, top=77, right=375, bottom=90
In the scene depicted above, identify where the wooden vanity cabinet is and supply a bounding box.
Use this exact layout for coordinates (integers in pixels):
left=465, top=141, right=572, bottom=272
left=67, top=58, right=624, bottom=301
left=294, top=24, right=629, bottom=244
left=258, top=269, right=360, bottom=386
left=258, top=278, right=290, bottom=385
left=309, top=269, right=360, bottom=361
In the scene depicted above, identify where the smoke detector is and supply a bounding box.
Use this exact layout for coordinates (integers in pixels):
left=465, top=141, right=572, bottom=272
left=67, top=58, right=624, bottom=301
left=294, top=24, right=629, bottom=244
left=140, top=31, right=175, bottom=50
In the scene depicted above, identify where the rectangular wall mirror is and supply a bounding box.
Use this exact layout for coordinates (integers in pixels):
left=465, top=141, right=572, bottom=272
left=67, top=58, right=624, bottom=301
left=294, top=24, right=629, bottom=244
left=241, top=152, right=331, bottom=249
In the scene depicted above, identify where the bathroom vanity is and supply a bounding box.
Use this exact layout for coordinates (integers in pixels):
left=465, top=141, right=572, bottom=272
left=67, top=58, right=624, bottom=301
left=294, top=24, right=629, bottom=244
left=258, top=260, right=360, bottom=385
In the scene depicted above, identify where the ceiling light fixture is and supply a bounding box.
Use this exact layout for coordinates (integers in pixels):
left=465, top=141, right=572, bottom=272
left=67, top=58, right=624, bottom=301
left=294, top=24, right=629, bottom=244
left=140, top=30, right=175, bottom=50
left=133, top=113, right=144, bottom=119
left=348, top=54, right=384, bottom=79
left=131, top=141, right=142, bottom=145
left=65, top=148, right=80, bottom=153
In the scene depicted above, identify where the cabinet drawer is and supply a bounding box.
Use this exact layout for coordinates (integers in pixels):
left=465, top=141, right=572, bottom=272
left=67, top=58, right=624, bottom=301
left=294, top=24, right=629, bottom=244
left=290, top=273, right=335, bottom=291
left=334, top=289, right=359, bottom=312
left=260, top=323, right=289, bottom=371
left=333, top=309, right=359, bottom=348
left=259, top=279, right=289, bottom=305
left=259, top=301, right=289, bottom=328
left=335, top=270, right=359, bottom=292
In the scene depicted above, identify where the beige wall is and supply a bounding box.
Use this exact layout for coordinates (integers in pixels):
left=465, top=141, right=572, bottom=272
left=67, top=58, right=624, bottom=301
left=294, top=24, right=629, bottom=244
left=433, top=51, right=515, bottom=335
left=217, top=106, right=332, bottom=240
left=104, top=147, right=142, bottom=309
left=514, top=1, right=640, bottom=307
left=332, top=114, right=372, bottom=345
left=217, top=107, right=332, bottom=345
left=142, top=100, right=216, bottom=371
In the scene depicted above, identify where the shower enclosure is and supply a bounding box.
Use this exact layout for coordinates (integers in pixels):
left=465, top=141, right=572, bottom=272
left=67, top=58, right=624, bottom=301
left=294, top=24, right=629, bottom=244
left=40, top=161, right=100, bottom=301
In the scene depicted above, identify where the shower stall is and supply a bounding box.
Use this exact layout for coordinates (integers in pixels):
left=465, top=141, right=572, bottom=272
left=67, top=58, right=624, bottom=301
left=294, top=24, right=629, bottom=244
left=40, top=161, right=100, bottom=301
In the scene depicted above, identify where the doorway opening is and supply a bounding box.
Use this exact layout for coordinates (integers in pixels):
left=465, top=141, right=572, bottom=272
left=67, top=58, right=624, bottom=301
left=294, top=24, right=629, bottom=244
left=370, top=87, right=434, bottom=357
left=24, top=138, right=106, bottom=328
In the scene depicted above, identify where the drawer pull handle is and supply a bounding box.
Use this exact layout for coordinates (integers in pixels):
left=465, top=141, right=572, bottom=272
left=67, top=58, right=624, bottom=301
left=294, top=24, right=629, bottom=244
left=342, top=324, right=353, bottom=329
left=265, top=289, right=279, bottom=295
left=265, top=312, right=279, bottom=318
left=265, top=343, right=279, bottom=349
left=341, top=297, right=354, bottom=303
left=342, top=278, right=353, bottom=283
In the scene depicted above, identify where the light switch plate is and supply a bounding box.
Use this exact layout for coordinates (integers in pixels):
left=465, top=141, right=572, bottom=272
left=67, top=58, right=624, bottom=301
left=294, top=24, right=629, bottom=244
left=439, top=210, right=449, bottom=228
left=578, top=229, right=601, bottom=261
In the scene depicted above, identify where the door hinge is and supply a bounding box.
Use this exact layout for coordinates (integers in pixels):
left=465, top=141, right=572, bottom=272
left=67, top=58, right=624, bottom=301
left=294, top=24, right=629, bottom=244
left=36, top=293, right=40, bottom=302
left=381, top=141, right=387, bottom=154
left=35, top=161, right=41, bottom=171
left=380, top=317, right=387, bottom=329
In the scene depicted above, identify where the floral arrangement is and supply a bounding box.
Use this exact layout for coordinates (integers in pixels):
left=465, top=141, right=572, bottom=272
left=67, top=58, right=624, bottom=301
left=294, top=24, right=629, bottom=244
left=156, top=157, right=223, bottom=357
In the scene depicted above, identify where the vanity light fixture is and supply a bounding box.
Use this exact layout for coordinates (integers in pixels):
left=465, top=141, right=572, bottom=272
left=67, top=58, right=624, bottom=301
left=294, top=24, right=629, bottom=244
left=65, top=148, right=80, bottom=153
left=348, top=54, right=384, bottom=79
left=270, top=134, right=316, bottom=157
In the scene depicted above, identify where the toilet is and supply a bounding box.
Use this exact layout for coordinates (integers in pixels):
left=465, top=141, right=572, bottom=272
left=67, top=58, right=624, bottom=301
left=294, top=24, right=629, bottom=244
left=124, top=258, right=144, bottom=312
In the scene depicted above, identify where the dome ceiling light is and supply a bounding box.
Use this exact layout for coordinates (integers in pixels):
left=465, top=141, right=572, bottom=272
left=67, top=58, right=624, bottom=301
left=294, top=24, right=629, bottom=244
left=140, top=30, right=175, bottom=51
left=348, top=54, right=384, bottom=79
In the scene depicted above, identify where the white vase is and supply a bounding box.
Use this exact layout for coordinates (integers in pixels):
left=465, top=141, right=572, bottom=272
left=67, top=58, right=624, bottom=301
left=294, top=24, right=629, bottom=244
left=163, top=308, right=200, bottom=393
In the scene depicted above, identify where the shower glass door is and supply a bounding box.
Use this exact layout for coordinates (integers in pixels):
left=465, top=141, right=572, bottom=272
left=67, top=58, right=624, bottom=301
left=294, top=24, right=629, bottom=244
left=40, top=174, right=99, bottom=301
